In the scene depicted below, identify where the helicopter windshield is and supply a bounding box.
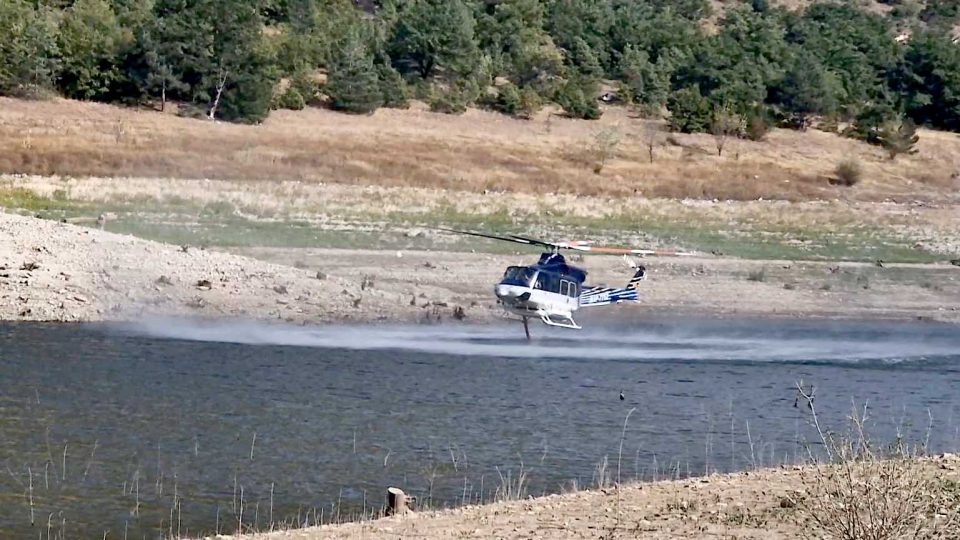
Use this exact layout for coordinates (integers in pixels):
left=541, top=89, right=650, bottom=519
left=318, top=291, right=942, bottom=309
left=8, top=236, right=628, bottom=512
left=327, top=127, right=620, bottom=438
left=500, top=266, right=537, bottom=287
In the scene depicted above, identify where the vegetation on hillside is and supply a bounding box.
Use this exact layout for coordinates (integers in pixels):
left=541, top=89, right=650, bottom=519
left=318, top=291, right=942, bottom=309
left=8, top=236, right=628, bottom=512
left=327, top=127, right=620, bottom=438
left=1, top=0, right=959, bottom=144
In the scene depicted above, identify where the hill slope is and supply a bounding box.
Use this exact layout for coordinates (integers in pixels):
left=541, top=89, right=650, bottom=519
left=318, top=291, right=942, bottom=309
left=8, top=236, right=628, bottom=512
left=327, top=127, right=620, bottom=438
left=2, top=97, right=958, bottom=203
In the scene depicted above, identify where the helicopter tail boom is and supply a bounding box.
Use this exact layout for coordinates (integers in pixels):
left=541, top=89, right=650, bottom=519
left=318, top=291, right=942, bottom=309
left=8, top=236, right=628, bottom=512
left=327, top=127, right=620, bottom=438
left=578, top=266, right=646, bottom=308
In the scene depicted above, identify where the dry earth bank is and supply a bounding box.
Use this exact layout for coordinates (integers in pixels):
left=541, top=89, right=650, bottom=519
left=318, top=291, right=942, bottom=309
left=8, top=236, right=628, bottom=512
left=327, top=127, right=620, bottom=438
left=1, top=212, right=958, bottom=324
left=208, top=455, right=960, bottom=540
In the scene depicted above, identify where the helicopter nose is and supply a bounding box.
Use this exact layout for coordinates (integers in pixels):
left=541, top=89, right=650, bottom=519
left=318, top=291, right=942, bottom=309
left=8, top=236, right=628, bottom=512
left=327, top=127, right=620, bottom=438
left=495, top=284, right=517, bottom=299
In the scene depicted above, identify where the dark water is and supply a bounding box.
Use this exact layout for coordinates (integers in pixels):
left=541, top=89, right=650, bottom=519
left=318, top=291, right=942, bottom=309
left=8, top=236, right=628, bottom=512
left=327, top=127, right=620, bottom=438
left=1, top=317, right=959, bottom=539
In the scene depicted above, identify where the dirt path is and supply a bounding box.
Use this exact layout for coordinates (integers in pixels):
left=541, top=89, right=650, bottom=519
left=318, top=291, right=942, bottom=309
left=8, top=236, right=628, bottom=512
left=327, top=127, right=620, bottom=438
left=206, top=455, right=960, bottom=540
left=1, top=213, right=958, bottom=325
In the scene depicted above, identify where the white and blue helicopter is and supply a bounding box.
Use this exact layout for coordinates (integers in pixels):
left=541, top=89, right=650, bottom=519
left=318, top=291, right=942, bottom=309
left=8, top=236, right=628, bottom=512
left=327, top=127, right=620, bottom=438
left=442, top=229, right=695, bottom=338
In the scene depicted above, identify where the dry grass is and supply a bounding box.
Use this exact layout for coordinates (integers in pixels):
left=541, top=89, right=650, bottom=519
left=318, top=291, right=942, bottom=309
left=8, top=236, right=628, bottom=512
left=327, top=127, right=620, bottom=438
left=1, top=97, right=958, bottom=203
left=210, top=455, right=960, bottom=540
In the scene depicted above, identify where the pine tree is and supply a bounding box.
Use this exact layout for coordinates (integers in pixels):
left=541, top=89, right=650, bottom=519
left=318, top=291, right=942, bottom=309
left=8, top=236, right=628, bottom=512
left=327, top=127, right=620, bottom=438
left=775, top=51, right=841, bottom=129
left=554, top=77, right=600, bottom=119
left=327, top=30, right=384, bottom=114
left=545, top=0, right=614, bottom=72
left=196, top=0, right=275, bottom=122
left=57, top=0, right=125, bottom=99
left=390, top=0, right=479, bottom=79
left=897, top=31, right=960, bottom=132
left=0, top=1, right=59, bottom=97
left=619, top=45, right=670, bottom=110
left=566, top=37, right=603, bottom=80
left=668, top=86, right=713, bottom=133
left=377, top=63, right=408, bottom=109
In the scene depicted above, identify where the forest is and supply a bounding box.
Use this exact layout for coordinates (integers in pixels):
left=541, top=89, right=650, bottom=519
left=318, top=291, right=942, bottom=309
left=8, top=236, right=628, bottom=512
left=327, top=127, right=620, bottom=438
left=1, top=0, right=959, bottom=144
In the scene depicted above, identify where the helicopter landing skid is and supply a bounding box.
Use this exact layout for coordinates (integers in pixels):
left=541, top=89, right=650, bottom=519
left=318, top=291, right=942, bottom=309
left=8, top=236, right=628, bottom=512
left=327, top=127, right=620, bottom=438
left=539, top=313, right=581, bottom=330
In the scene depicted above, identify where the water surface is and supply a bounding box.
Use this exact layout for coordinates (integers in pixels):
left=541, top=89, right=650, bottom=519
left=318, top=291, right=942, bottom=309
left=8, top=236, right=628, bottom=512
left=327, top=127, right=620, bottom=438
left=1, top=317, right=958, bottom=539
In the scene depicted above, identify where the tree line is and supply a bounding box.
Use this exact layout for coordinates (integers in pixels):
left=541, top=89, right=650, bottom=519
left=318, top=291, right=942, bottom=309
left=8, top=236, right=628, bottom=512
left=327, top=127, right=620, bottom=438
left=2, top=0, right=959, bottom=141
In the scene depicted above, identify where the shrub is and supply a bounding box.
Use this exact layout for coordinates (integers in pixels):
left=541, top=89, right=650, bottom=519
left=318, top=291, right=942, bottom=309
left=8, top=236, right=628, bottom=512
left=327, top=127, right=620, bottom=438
left=746, top=268, right=766, bottom=282
left=517, top=87, right=542, bottom=119
left=793, top=385, right=960, bottom=540
left=835, top=157, right=863, bottom=187
left=429, top=87, right=467, bottom=115
left=275, top=86, right=305, bottom=110
left=667, top=86, right=712, bottom=133
left=744, top=107, right=772, bottom=141
left=878, top=118, right=920, bottom=160
left=710, top=105, right=745, bottom=156
left=554, top=79, right=601, bottom=120
left=378, top=64, right=409, bottom=109
left=589, top=127, right=620, bottom=174
left=847, top=103, right=897, bottom=145
left=492, top=82, right=522, bottom=115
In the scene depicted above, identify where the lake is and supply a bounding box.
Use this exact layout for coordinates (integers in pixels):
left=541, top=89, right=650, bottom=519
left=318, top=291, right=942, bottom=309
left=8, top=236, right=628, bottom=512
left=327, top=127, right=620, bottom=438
left=1, top=317, right=959, bottom=539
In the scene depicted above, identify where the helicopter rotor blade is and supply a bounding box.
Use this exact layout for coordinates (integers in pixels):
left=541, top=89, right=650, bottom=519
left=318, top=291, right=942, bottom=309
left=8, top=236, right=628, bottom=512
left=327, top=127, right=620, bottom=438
left=436, top=228, right=698, bottom=256
left=506, top=233, right=563, bottom=250
left=435, top=228, right=557, bottom=249
left=574, top=245, right=698, bottom=257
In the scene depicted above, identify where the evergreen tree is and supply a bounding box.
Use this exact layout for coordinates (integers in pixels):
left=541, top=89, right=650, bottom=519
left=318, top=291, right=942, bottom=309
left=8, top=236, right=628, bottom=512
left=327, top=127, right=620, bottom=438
left=474, top=0, right=566, bottom=97
left=773, top=50, right=842, bottom=129
left=554, top=76, right=600, bottom=119
left=327, top=29, right=384, bottom=114
left=897, top=31, right=960, bottom=132
left=668, top=85, right=712, bottom=133
left=647, top=0, right=712, bottom=21
left=610, top=2, right=699, bottom=65
left=390, top=0, right=479, bottom=79
left=377, top=63, right=409, bottom=109
left=849, top=102, right=898, bottom=144
left=57, top=0, right=125, bottom=99
left=677, top=7, right=787, bottom=111
left=619, top=45, right=670, bottom=110
left=786, top=3, right=899, bottom=115
left=492, top=82, right=523, bottom=116
left=566, top=37, right=603, bottom=80
left=130, top=4, right=192, bottom=110
left=0, top=1, right=59, bottom=97
left=199, top=0, right=275, bottom=122
left=546, top=0, right=614, bottom=72
left=920, top=0, right=960, bottom=29
left=215, top=41, right=277, bottom=123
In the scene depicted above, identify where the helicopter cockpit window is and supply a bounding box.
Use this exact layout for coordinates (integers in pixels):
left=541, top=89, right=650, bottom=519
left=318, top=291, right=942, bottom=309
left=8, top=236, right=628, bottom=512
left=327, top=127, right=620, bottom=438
left=501, top=266, right=537, bottom=287
left=536, top=272, right=560, bottom=292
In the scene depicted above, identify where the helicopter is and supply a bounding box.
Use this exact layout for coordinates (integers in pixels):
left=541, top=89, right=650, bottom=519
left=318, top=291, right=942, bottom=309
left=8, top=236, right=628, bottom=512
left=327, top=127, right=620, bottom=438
left=440, top=229, right=696, bottom=339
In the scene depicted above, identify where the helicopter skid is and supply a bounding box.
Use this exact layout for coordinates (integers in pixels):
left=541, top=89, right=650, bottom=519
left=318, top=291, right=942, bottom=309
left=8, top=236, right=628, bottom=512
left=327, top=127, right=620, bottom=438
left=500, top=303, right=581, bottom=330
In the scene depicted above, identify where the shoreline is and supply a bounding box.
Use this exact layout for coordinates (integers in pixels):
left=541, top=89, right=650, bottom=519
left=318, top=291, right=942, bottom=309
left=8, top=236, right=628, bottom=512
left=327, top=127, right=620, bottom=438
left=2, top=212, right=958, bottom=326
left=205, top=455, right=960, bottom=540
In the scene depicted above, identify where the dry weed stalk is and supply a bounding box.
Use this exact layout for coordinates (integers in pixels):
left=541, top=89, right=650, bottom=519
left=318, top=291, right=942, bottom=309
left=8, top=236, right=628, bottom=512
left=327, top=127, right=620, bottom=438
left=493, top=464, right=528, bottom=502
left=794, top=381, right=960, bottom=539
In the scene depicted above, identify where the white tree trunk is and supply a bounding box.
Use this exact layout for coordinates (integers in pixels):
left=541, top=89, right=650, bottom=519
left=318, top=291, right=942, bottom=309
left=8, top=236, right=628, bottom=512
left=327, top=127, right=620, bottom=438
left=207, top=65, right=229, bottom=120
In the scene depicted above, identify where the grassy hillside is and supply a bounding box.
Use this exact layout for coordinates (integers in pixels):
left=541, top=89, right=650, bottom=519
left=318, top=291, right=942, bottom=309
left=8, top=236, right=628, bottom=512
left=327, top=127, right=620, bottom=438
left=1, top=97, right=957, bottom=203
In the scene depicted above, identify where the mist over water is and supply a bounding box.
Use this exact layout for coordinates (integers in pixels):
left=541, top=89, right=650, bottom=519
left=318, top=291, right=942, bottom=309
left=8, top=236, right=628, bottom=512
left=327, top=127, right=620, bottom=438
left=1, top=318, right=959, bottom=538
left=118, top=316, right=960, bottom=363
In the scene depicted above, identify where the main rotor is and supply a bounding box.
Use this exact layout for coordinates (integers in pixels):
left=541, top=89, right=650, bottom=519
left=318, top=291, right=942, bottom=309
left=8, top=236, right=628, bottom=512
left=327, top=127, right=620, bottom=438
left=436, top=228, right=697, bottom=257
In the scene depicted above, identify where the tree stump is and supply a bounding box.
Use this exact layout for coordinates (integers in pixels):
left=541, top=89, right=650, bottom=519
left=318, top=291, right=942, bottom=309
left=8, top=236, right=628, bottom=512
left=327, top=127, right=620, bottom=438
left=386, top=487, right=409, bottom=516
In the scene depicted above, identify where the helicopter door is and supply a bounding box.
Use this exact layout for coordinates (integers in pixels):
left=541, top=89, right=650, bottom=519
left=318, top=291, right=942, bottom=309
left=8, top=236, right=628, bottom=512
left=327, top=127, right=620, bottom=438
left=559, top=279, right=578, bottom=306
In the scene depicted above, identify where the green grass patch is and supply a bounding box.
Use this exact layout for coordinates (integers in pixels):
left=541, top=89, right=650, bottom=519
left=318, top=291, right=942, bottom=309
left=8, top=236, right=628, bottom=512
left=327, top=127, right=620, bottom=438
left=0, top=187, right=77, bottom=212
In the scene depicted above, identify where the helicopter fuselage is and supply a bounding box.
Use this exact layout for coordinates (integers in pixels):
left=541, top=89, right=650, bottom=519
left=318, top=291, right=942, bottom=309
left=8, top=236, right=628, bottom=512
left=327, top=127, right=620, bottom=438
left=493, top=252, right=646, bottom=330
left=493, top=253, right=587, bottom=329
